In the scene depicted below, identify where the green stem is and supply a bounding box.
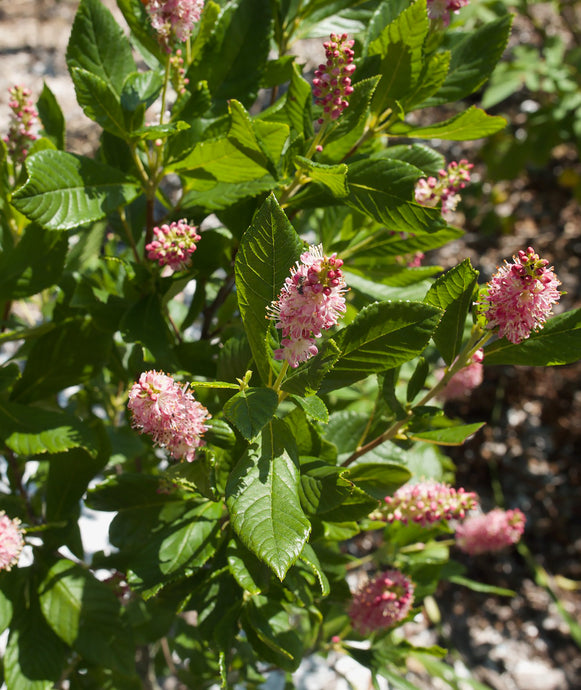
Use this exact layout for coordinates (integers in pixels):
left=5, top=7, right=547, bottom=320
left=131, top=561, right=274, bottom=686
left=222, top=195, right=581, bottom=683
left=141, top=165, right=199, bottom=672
left=118, top=206, right=141, bottom=263
left=272, top=361, right=289, bottom=393
left=342, top=329, right=491, bottom=466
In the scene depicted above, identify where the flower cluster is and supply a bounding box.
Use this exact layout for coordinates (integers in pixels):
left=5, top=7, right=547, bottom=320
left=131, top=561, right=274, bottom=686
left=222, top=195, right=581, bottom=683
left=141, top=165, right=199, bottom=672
left=145, top=0, right=204, bottom=50
left=145, top=219, right=201, bottom=271
left=313, top=33, right=356, bottom=124
left=127, top=370, right=210, bottom=462
left=170, top=49, right=190, bottom=95
left=3, top=85, right=38, bottom=163
left=439, top=349, right=484, bottom=401
left=0, top=512, right=25, bottom=572
left=427, top=0, right=470, bottom=26
left=414, top=159, right=473, bottom=217
left=383, top=481, right=479, bottom=527
left=455, top=508, right=526, bottom=555
left=349, top=569, right=415, bottom=635
left=479, top=247, right=561, bottom=344
left=268, top=245, right=347, bottom=368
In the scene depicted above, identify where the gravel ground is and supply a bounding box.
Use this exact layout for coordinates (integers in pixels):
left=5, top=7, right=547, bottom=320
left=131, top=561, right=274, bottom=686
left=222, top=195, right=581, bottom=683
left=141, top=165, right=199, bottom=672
left=1, top=2, right=580, bottom=689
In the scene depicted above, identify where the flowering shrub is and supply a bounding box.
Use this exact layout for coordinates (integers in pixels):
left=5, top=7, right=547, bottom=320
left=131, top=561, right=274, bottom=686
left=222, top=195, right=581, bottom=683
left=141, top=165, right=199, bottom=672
left=0, top=0, right=579, bottom=688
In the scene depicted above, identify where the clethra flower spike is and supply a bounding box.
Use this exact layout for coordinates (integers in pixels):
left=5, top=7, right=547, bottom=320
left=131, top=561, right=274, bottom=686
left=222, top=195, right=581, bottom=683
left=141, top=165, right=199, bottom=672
left=427, top=0, right=470, bottom=26
left=479, top=247, right=561, bottom=344
left=127, top=370, right=210, bottom=462
left=146, top=219, right=201, bottom=271
left=313, top=33, right=356, bottom=125
left=3, top=85, right=38, bottom=164
left=455, top=508, right=526, bottom=555
left=383, top=480, right=479, bottom=527
left=414, top=159, right=473, bottom=217
left=0, top=512, right=25, bottom=572
left=145, top=0, right=204, bottom=51
left=267, top=244, right=347, bottom=367
left=348, top=569, right=415, bottom=635
left=439, top=348, right=484, bottom=401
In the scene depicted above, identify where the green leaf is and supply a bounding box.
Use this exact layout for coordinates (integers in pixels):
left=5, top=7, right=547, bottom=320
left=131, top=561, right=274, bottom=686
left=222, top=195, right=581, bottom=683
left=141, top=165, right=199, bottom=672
left=70, top=67, right=128, bottom=138
left=288, top=394, right=329, bottom=423
left=121, top=71, right=163, bottom=112
left=448, top=574, right=515, bottom=597
left=125, top=500, right=223, bottom=592
left=281, top=338, right=342, bottom=397
left=367, top=0, right=429, bottom=113
left=407, top=356, right=430, bottom=402
left=10, top=318, right=111, bottom=403
left=186, top=0, right=273, bottom=111
left=425, top=15, right=514, bottom=107
left=0, top=223, right=68, bottom=300
left=483, top=308, right=581, bottom=366
left=322, top=301, right=442, bottom=391
left=345, top=462, right=411, bottom=501
left=11, top=150, right=140, bottom=230
left=226, top=538, right=269, bottom=594
left=408, top=50, right=451, bottom=109
left=228, top=100, right=276, bottom=173
left=299, top=458, right=353, bottom=516
left=382, top=143, right=445, bottom=176
left=116, top=0, right=165, bottom=64
left=66, top=0, right=136, bottom=94
left=345, top=157, right=446, bottom=233
left=391, top=106, right=507, bottom=141
left=223, top=387, right=279, bottom=441
left=37, top=82, right=65, bottom=150
left=4, top=591, right=68, bottom=690
left=234, top=193, right=303, bottom=384
left=226, top=419, right=311, bottom=580
left=280, top=62, right=314, bottom=138
left=86, top=474, right=190, bottom=512
left=321, top=410, right=368, bottom=460
left=121, top=294, right=178, bottom=371
left=299, top=543, right=330, bottom=596
left=131, top=120, right=190, bottom=141
left=409, top=422, right=485, bottom=445
left=294, top=156, right=348, bottom=198
left=241, top=596, right=305, bottom=672
left=424, top=259, right=479, bottom=364
left=0, top=401, right=99, bottom=457
left=0, top=587, right=12, bottom=635
left=39, top=560, right=135, bottom=674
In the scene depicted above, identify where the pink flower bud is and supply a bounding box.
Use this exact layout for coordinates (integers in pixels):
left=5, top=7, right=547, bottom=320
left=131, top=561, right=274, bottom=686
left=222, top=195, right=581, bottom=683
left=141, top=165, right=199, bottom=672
left=146, top=219, right=201, bottom=272
left=479, top=247, right=561, bottom=344
left=348, top=569, right=414, bottom=634
left=267, top=244, right=348, bottom=367
left=455, top=508, right=526, bottom=555
left=127, top=370, right=210, bottom=462
left=313, top=34, right=356, bottom=124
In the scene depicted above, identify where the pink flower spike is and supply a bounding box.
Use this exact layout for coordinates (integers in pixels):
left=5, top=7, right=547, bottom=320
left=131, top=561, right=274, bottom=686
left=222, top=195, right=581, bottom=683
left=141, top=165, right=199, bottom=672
left=313, top=33, right=356, bottom=124
left=414, top=159, right=473, bottom=218
left=455, top=508, right=526, bottom=555
left=0, top=512, right=25, bottom=572
left=427, top=0, right=470, bottom=26
left=439, top=348, right=484, bottom=401
left=349, top=569, right=415, bottom=635
left=127, top=370, right=210, bottom=462
left=267, top=244, right=347, bottom=367
left=383, top=481, right=479, bottom=527
left=145, top=0, right=204, bottom=50
left=479, top=247, right=561, bottom=344
left=146, top=219, right=201, bottom=272
left=4, top=85, right=38, bottom=164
